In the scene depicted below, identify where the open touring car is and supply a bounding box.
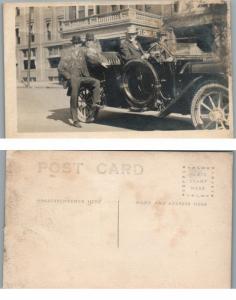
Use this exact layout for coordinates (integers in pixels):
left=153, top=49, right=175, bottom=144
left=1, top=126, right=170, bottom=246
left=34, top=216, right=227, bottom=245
left=60, top=28, right=230, bottom=130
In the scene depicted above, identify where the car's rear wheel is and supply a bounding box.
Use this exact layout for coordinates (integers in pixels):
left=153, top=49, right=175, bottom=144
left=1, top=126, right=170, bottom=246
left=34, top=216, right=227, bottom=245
left=191, top=82, right=229, bottom=130
left=76, top=86, right=100, bottom=123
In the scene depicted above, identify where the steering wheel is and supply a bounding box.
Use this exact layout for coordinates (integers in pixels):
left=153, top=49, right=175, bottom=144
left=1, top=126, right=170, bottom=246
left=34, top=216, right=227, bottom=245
left=147, top=42, right=174, bottom=63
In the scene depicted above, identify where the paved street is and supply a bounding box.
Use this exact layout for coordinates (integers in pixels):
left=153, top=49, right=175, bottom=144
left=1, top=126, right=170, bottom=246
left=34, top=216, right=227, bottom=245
left=17, top=87, right=194, bottom=133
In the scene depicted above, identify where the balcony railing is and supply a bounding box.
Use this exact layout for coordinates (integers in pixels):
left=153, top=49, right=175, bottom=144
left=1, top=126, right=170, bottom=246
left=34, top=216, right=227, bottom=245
left=61, top=8, right=162, bottom=32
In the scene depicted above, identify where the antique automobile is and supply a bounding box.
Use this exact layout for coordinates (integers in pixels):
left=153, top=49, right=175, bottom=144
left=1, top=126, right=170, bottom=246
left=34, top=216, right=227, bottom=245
left=62, top=29, right=229, bottom=130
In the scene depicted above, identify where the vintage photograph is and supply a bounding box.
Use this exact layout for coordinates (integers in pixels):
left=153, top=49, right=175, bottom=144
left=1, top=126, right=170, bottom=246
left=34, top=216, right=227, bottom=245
left=4, top=1, right=233, bottom=137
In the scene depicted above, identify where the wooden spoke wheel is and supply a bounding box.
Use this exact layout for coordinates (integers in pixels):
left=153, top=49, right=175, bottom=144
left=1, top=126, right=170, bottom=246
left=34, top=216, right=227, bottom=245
left=191, top=83, right=229, bottom=130
left=76, top=86, right=100, bottom=123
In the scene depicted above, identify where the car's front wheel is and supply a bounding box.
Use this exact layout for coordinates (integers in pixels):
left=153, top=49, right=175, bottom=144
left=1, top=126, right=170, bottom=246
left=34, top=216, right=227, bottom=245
left=191, top=82, right=229, bottom=130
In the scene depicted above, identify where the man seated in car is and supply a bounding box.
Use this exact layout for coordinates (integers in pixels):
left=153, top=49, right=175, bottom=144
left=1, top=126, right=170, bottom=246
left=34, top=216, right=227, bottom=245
left=148, top=30, right=175, bottom=63
left=84, top=32, right=108, bottom=68
left=119, top=25, right=150, bottom=63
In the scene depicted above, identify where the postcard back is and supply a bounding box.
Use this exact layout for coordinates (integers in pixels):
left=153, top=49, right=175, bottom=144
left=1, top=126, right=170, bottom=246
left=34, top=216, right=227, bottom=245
left=3, top=151, right=233, bottom=288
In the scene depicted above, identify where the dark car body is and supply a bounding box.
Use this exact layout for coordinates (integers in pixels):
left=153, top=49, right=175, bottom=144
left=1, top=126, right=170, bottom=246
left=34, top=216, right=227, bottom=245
left=61, top=30, right=230, bottom=130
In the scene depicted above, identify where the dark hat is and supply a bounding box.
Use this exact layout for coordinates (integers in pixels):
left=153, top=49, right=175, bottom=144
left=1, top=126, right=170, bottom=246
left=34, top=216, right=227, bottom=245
left=71, top=35, right=82, bottom=44
left=86, top=32, right=95, bottom=40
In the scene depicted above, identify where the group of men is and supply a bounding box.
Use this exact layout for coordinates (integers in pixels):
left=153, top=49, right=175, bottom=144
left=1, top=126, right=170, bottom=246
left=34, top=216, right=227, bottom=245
left=58, top=26, right=149, bottom=128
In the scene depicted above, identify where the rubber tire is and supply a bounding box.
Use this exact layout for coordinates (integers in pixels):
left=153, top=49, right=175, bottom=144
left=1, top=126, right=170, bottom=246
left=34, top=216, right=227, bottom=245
left=122, top=59, right=160, bottom=108
left=190, top=81, right=229, bottom=129
left=76, top=107, right=100, bottom=123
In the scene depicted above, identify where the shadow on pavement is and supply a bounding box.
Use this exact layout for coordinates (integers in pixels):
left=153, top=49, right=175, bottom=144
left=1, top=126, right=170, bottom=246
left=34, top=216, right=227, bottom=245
left=47, top=108, right=194, bottom=131
left=96, top=111, right=194, bottom=131
left=47, top=108, right=72, bottom=126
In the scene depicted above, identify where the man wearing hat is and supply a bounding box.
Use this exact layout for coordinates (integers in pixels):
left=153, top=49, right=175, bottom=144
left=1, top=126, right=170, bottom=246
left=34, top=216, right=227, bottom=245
left=58, top=35, right=101, bottom=128
left=119, top=25, right=149, bottom=62
left=84, top=32, right=108, bottom=68
left=151, top=31, right=175, bottom=63
left=85, top=32, right=102, bottom=52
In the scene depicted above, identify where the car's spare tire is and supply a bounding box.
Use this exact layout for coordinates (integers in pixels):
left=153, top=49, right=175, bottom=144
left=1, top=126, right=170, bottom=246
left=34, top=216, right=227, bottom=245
left=122, top=59, right=160, bottom=108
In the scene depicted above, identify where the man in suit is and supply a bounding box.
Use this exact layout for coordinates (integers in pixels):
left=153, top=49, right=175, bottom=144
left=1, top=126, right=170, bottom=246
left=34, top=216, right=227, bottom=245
left=58, top=35, right=100, bottom=128
left=119, top=26, right=150, bottom=62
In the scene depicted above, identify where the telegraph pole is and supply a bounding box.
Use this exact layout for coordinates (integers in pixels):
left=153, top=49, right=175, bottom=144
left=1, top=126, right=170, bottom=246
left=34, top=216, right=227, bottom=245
left=27, top=7, right=33, bottom=88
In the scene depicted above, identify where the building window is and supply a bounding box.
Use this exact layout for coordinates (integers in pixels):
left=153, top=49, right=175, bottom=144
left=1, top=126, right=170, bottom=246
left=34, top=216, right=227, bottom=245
left=16, top=7, right=20, bottom=16
left=22, top=48, right=36, bottom=59
left=23, top=60, right=36, bottom=70
left=48, top=46, right=61, bottom=57
left=96, top=6, right=100, bottom=14
left=145, top=5, right=152, bottom=11
left=48, top=57, right=60, bottom=68
left=88, top=8, right=94, bottom=16
left=46, top=21, right=52, bottom=40
left=69, top=6, right=77, bottom=20
left=120, top=5, right=127, bottom=10
left=136, top=5, right=144, bottom=11
left=15, top=28, right=20, bottom=44
left=174, top=2, right=179, bottom=13
left=23, top=77, right=36, bottom=82
left=78, top=6, right=85, bottom=19
left=112, top=5, right=119, bottom=12
left=48, top=76, right=59, bottom=82
left=30, top=7, right=34, bottom=18
left=31, top=48, right=36, bottom=57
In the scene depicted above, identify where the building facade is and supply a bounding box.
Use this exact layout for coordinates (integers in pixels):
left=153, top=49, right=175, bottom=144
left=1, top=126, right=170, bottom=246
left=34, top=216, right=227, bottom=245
left=165, top=0, right=228, bottom=55
left=15, top=4, right=174, bottom=84
left=166, top=0, right=227, bottom=28
left=15, top=6, right=69, bottom=83
left=16, top=2, right=226, bottom=84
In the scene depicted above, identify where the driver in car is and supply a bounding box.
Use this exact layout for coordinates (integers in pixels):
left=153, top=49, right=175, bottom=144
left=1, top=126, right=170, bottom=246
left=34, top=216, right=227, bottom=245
left=119, top=25, right=150, bottom=63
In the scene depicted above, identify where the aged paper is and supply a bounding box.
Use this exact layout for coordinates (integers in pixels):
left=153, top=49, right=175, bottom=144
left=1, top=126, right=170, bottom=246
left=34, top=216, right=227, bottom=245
left=4, top=1, right=233, bottom=138
left=4, top=151, right=233, bottom=288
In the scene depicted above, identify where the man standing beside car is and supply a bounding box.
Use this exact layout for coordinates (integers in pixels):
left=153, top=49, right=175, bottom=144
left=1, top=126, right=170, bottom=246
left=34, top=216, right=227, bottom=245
left=58, top=35, right=101, bottom=128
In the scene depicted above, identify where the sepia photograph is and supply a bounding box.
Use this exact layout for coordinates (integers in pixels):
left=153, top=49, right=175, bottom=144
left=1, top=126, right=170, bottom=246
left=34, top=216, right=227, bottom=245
left=4, top=1, right=233, bottom=137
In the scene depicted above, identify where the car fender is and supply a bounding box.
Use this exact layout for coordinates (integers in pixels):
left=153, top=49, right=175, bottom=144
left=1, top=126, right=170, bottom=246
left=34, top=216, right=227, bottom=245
left=159, top=74, right=228, bottom=118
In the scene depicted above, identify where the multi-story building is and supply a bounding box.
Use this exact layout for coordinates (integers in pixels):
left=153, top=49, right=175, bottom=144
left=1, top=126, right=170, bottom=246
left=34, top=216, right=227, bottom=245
left=15, top=6, right=68, bottom=83
left=15, top=2, right=227, bottom=84
left=15, top=4, right=174, bottom=84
